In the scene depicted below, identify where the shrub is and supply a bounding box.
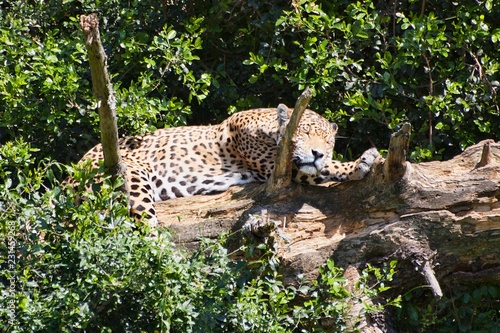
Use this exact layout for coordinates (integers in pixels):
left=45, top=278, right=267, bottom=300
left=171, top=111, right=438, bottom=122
left=2, top=0, right=499, bottom=163
left=0, top=1, right=210, bottom=163
left=246, top=0, right=500, bottom=160
left=0, top=141, right=401, bottom=332
left=395, top=284, right=500, bottom=332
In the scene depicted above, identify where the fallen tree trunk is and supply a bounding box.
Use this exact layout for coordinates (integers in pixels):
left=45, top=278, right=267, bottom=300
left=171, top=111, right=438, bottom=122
left=156, top=129, right=500, bottom=330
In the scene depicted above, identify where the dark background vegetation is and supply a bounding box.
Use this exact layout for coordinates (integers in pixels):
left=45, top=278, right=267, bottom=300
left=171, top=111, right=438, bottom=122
left=1, top=0, right=500, bottom=332
left=1, top=0, right=499, bottom=163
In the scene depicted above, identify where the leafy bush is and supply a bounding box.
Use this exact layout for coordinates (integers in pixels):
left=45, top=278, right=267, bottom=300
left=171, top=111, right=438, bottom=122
left=1, top=0, right=499, bottom=163
left=0, top=1, right=210, bottom=163
left=247, top=0, right=500, bottom=160
left=395, top=284, right=500, bottom=332
left=0, top=140, right=401, bottom=332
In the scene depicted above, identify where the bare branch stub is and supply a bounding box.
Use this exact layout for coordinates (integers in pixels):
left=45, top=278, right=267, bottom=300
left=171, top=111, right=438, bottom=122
left=476, top=139, right=494, bottom=168
left=80, top=13, right=99, bottom=45
left=80, top=14, right=128, bottom=195
left=383, top=122, right=411, bottom=182
left=422, top=261, right=443, bottom=299
left=265, top=87, right=313, bottom=195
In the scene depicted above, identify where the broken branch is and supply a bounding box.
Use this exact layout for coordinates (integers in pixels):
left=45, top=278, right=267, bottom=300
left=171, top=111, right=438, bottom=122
left=383, top=122, right=411, bottom=182
left=265, top=87, right=313, bottom=195
left=80, top=14, right=128, bottom=195
left=476, top=139, right=494, bottom=168
left=422, top=261, right=443, bottom=299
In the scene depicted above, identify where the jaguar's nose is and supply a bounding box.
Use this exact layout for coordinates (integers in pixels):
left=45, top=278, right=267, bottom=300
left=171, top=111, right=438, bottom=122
left=311, top=149, right=324, bottom=159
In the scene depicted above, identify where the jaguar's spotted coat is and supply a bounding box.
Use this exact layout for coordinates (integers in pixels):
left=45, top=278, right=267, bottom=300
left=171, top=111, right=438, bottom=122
left=75, top=105, right=379, bottom=226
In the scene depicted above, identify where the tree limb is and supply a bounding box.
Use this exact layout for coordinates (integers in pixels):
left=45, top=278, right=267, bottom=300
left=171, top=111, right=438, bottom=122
left=265, top=87, right=313, bottom=195
left=383, top=122, right=410, bottom=182
left=80, top=14, right=128, bottom=195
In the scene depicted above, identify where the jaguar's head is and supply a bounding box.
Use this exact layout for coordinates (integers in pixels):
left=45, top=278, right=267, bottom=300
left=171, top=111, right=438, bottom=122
left=277, top=105, right=338, bottom=175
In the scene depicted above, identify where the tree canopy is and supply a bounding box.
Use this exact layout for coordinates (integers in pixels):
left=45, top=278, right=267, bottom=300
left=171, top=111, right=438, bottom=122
left=1, top=0, right=499, bottom=163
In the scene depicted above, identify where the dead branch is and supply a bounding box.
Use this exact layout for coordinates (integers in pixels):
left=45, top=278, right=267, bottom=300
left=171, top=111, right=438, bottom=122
left=422, top=261, right=443, bottom=298
left=476, top=139, right=494, bottom=168
left=383, top=122, right=411, bottom=181
left=265, top=88, right=313, bottom=195
left=80, top=14, right=128, bottom=195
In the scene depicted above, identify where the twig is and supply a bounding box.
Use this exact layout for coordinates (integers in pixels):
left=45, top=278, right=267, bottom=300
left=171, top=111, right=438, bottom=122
left=469, top=50, right=497, bottom=96
left=420, top=0, right=426, bottom=15
left=422, top=53, right=434, bottom=146
left=423, top=261, right=443, bottom=298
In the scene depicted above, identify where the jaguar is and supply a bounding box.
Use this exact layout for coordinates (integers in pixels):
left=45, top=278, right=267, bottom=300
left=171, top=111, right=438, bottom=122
left=75, top=104, right=379, bottom=226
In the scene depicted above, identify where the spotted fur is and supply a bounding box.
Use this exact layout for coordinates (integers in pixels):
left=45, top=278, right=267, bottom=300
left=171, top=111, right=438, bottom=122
left=75, top=106, right=379, bottom=226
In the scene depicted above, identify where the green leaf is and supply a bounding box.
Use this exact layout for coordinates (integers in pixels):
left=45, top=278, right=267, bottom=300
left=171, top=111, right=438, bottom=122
left=166, top=29, right=177, bottom=40
left=384, top=51, right=392, bottom=64
left=407, top=304, right=419, bottom=322
left=463, top=292, right=470, bottom=304
left=488, top=286, right=497, bottom=298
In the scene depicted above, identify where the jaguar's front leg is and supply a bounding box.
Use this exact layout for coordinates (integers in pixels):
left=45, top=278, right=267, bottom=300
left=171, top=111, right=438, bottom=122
left=295, top=148, right=380, bottom=184
left=126, top=163, right=159, bottom=228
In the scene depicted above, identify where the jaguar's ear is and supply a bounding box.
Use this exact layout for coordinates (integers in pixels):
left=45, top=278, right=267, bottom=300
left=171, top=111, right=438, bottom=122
left=277, top=103, right=291, bottom=128
left=276, top=104, right=291, bottom=143
left=331, top=123, right=338, bottom=132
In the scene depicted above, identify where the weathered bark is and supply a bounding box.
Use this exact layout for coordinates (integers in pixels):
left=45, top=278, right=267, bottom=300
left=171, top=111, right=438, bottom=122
left=265, top=87, right=313, bottom=195
left=80, top=14, right=128, bottom=195
left=156, top=125, right=500, bottom=331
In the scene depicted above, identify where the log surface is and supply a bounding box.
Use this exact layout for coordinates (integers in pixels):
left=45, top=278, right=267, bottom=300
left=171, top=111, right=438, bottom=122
left=156, top=137, right=500, bottom=332
left=157, top=140, right=500, bottom=288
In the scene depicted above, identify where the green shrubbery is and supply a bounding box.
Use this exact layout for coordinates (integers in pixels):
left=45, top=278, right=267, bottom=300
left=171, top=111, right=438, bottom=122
left=396, top=284, right=500, bottom=332
left=1, top=0, right=499, bottom=163
left=0, top=140, right=401, bottom=332
left=0, top=1, right=211, bottom=162
left=248, top=0, right=500, bottom=160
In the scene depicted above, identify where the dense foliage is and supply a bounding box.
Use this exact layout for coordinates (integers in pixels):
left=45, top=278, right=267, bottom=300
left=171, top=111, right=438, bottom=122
left=395, top=284, right=500, bottom=332
left=2, top=0, right=500, bottom=331
left=0, top=141, right=401, bottom=332
left=1, top=0, right=499, bottom=162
